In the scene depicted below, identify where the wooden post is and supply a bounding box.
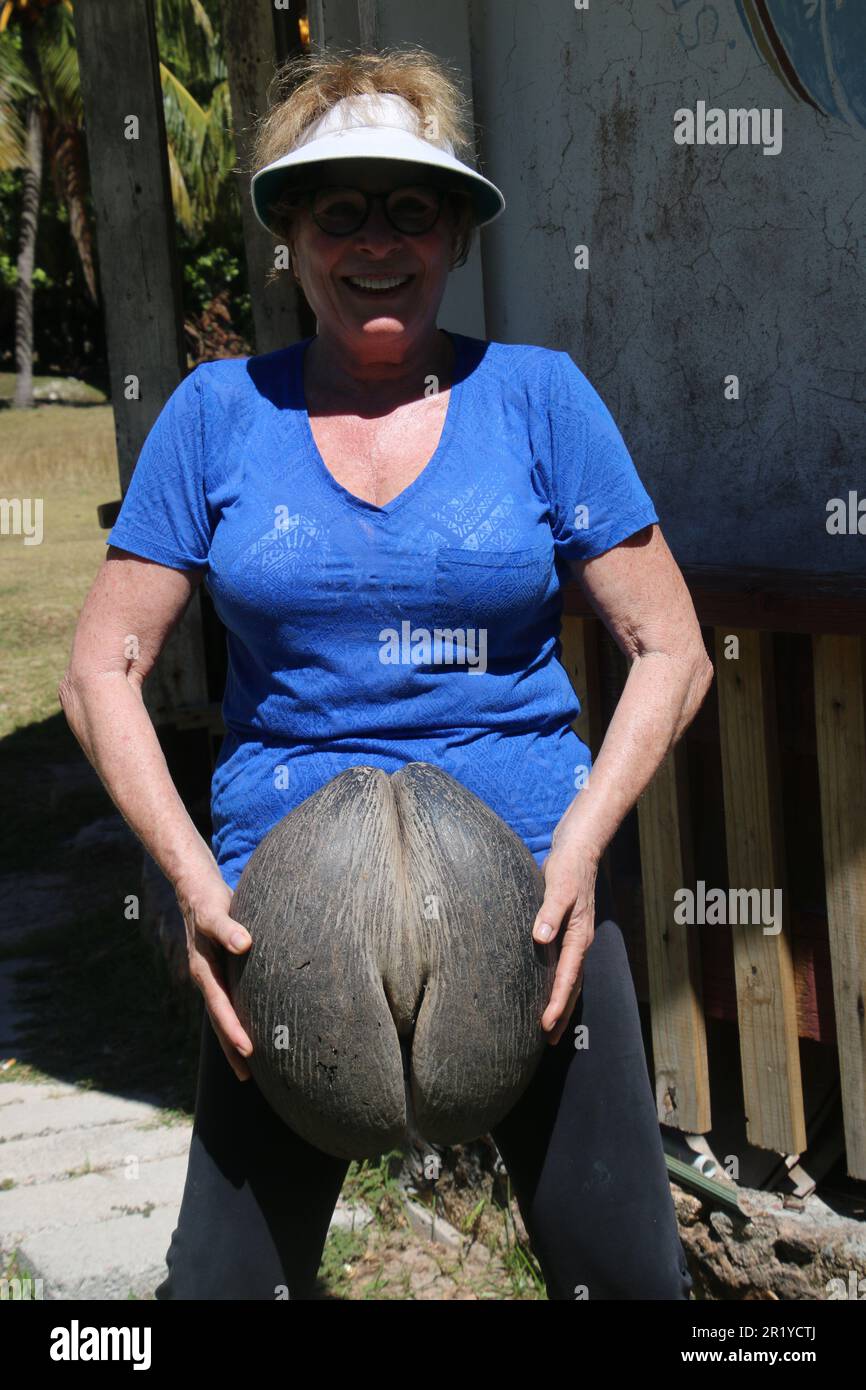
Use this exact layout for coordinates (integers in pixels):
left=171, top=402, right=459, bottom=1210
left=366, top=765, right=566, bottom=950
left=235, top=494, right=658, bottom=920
left=308, top=0, right=362, bottom=48
left=220, top=0, right=306, bottom=355
left=559, top=614, right=603, bottom=754
left=75, top=0, right=185, bottom=493
left=74, top=0, right=210, bottom=724
left=715, top=628, right=806, bottom=1154
left=637, top=744, right=710, bottom=1133
left=559, top=616, right=623, bottom=952
left=813, top=634, right=866, bottom=1179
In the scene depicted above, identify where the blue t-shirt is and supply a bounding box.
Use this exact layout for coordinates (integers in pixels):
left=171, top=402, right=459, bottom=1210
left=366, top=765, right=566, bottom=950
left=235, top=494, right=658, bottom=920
left=107, top=332, right=658, bottom=890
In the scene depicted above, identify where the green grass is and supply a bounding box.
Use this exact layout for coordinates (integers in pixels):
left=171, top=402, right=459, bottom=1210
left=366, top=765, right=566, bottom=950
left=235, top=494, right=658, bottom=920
left=317, top=1227, right=372, bottom=1299
left=313, top=1150, right=547, bottom=1300
left=0, top=372, right=107, bottom=406
left=0, top=398, right=118, bottom=741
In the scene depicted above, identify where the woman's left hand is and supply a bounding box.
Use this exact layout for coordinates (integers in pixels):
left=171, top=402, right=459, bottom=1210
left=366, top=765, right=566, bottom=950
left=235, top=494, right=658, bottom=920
left=531, top=843, right=599, bottom=1045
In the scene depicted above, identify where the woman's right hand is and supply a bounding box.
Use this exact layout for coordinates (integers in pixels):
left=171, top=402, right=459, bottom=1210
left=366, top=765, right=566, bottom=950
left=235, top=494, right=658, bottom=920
left=175, top=871, right=254, bottom=1082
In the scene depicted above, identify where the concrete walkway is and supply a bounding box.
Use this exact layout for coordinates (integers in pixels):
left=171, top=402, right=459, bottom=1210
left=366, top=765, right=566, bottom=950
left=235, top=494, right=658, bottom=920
left=0, top=1077, right=194, bottom=1299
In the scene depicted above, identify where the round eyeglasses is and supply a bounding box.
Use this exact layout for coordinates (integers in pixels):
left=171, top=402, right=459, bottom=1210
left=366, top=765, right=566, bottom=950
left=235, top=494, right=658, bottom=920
left=290, top=183, right=448, bottom=237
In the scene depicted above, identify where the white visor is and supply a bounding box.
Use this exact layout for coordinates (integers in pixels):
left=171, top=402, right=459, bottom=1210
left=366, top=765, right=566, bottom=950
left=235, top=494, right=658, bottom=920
left=250, top=91, right=505, bottom=235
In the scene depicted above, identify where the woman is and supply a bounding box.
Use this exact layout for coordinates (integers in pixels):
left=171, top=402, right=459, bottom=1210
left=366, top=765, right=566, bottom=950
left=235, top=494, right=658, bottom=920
left=59, top=50, right=712, bottom=1300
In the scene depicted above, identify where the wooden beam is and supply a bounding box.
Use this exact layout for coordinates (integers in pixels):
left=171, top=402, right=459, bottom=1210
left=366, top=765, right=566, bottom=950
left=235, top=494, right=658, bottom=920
left=813, top=635, right=866, bottom=1179
left=308, top=0, right=362, bottom=48
left=358, top=0, right=380, bottom=47
left=563, top=565, right=866, bottom=636
left=219, top=0, right=306, bottom=355
left=558, top=616, right=618, bottom=954
left=715, top=628, right=806, bottom=1154
left=559, top=615, right=602, bottom=755
left=637, top=743, right=711, bottom=1133
left=74, top=0, right=209, bottom=723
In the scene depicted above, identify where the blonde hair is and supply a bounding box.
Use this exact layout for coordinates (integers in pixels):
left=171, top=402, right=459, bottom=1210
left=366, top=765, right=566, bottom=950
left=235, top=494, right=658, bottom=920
left=250, top=48, right=478, bottom=268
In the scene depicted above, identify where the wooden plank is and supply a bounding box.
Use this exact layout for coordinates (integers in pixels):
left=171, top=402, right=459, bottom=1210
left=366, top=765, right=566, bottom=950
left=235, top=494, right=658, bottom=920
left=562, top=566, right=866, bottom=636
left=558, top=616, right=618, bottom=948
left=358, top=0, right=380, bottom=47
left=308, top=0, right=362, bottom=47
left=220, top=0, right=306, bottom=355
left=813, top=635, right=866, bottom=1179
left=715, top=628, right=806, bottom=1154
left=74, top=0, right=209, bottom=722
left=559, top=615, right=602, bottom=755
left=96, top=500, right=121, bottom=529
left=637, top=743, right=711, bottom=1133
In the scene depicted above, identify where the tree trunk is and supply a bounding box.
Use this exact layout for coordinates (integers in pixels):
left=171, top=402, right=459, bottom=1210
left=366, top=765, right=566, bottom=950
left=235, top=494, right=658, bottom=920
left=47, top=124, right=99, bottom=307
left=13, top=94, right=44, bottom=410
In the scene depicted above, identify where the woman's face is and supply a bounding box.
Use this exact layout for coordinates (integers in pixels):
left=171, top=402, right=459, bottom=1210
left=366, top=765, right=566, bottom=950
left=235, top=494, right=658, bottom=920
left=288, top=159, right=460, bottom=361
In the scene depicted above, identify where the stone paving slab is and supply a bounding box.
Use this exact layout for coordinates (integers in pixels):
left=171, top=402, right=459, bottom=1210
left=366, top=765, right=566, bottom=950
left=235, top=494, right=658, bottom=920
left=1, top=1153, right=191, bottom=1245
left=0, top=1089, right=162, bottom=1142
left=0, top=1080, right=85, bottom=1106
left=0, top=1118, right=193, bottom=1188
left=21, top=1207, right=180, bottom=1301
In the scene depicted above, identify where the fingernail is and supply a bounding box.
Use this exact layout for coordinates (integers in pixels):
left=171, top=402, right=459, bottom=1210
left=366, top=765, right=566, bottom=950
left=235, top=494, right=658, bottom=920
left=535, top=923, right=554, bottom=942
left=230, top=931, right=249, bottom=950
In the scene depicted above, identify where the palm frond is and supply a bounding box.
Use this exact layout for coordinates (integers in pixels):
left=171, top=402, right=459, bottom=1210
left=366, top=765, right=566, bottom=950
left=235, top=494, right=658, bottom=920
left=0, top=28, right=37, bottom=95
left=0, top=97, right=26, bottom=166
left=165, top=137, right=196, bottom=238
left=188, top=0, right=215, bottom=46
left=33, top=5, right=80, bottom=123
left=160, top=59, right=209, bottom=147
left=45, top=117, right=98, bottom=302
left=0, top=31, right=36, bottom=168
left=155, top=0, right=220, bottom=87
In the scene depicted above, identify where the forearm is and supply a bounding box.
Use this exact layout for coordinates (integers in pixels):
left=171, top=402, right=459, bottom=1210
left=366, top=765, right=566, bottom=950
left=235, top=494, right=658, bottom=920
left=552, top=646, right=713, bottom=863
left=58, top=670, right=219, bottom=893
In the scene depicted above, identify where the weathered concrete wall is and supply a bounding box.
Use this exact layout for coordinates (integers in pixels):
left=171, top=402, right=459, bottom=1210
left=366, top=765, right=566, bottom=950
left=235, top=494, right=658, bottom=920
left=467, top=0, right=866, bottom=573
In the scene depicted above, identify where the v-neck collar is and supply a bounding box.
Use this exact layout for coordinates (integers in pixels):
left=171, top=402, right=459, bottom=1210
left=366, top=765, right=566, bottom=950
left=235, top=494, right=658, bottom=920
left=291, top=330, right=467, bottom=518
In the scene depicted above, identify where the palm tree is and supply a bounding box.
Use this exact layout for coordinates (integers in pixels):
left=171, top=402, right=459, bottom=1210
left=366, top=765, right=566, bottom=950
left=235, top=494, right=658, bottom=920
left=0, top=0, right=236, bottom=407
left=0, top=1, right=88, bottom=407
left=155, top=0, right=236, bottom=238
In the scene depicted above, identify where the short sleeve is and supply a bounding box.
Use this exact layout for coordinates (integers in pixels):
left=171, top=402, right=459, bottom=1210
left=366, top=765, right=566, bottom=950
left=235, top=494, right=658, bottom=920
left=107, top=366, right=215, bottom=570
left=540, top=351, right=658, bottom=563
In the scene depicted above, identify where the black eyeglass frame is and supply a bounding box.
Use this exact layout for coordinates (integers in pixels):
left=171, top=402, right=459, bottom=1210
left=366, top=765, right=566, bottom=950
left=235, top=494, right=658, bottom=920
left=283, top=183, right=451, bottom=237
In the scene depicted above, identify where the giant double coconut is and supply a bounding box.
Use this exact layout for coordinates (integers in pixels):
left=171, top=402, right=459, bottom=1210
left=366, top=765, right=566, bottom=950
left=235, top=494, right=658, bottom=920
left=225, top=763, right=557, bottom=1160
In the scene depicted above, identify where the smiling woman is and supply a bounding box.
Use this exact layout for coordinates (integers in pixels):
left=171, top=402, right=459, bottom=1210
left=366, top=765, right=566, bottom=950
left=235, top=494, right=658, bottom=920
left=280, top=155, right=467, bottom=356
left=61, top=45, right=710, bottom=1302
